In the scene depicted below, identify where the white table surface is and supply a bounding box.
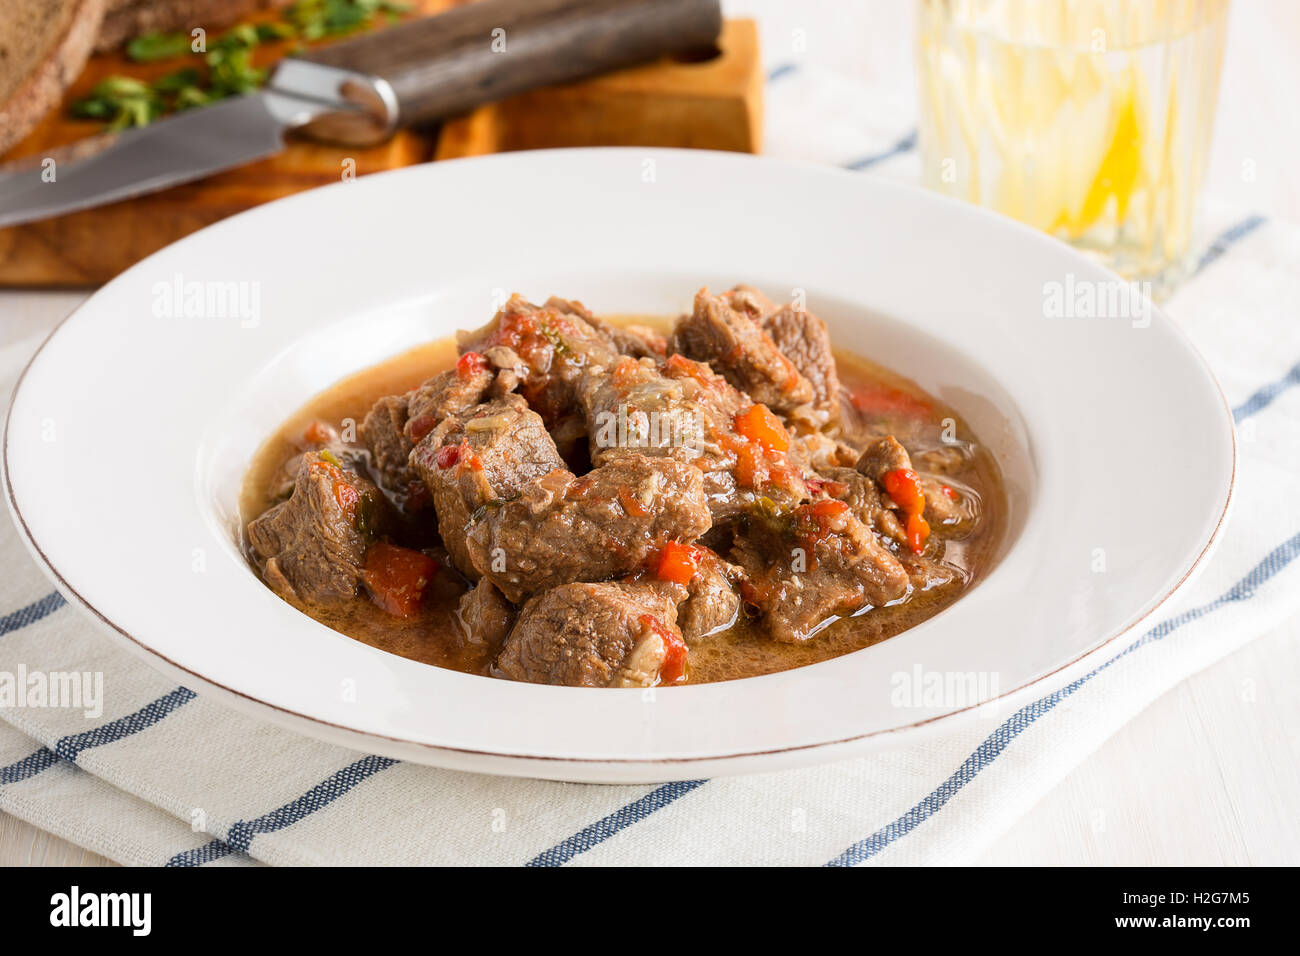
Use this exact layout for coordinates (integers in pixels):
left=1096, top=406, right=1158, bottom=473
left=2, top=0, right=1297, bottom=866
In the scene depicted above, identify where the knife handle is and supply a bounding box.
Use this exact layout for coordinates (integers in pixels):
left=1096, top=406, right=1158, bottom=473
left=297, top=0, right=722, bottom=129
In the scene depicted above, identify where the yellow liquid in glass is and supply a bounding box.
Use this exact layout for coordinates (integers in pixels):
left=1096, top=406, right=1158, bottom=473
left=916, top=0, right=1229, bottom=286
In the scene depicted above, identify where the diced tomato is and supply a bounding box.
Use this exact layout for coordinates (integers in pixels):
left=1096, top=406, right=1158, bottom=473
left=849, top=382, right=933, bottom=418
left=881, top=468, right=929, bottom=553
left=456, top=351, right=489, bottom=380
left=435, top=444, right=461, bottom=469
left=309, top=457, right=358, bottom=520
left=941, top=485, right=958, bottom=500
left=656, top=541, right=703, bottom=586
left=407, top=414, right=437, bottom=443
left=805, top=476, right=850, bottom=498
left=308, top=457, right=342, bottom=481
left=881, top=468, right=926, bottom=513
left=640, top=614, right=688, bottom=684
left=303, top=421, right=336, bottom=445
left=434, top=440, right=480, bottom=471
left=906, top=512, right=931, bottom=554
left=792, top=498, right=849, bottom=555
left=806, top=499, right=849, bottom=519
left=486, top=311, right=536, bottom=352
left=733, top=404, right=790, bottom=454
left=333, top=481, right=360, bottom=519
left=362, top=542, right=440, bottom=618
left=664, top=353, right=715, bottom=387
left=611, top=357, right=642, bottom=389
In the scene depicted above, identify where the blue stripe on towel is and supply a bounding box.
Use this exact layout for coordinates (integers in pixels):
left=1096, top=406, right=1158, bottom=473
left=1232, top=359, right=1300, bottom=420
left=526, top=779, right=709, bottom=867
left=223, top=754, right=397, bottom=852
left=171, top=754, right=399, bottom=864
left=53, top=687, right=196, bottom=762
left=843, top=130, right=917, bottom=171
left=0, top=747, right=60, bottom=785
left=1193, top=214, right=1267, bottom=275
left=0, top=685, right=198, bottom=795
left=0, top=591, right=65, bottom=636
left=824, top=526, right=1300, bottom=865
left=767, top=62, right=798, bottom=83
left=165, top=837, right=242, bottom=868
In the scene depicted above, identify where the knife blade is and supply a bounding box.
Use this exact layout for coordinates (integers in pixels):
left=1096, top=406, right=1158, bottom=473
left=0, top=0, right=721, bottom=229
left=0, top=62, right=393, bottom=229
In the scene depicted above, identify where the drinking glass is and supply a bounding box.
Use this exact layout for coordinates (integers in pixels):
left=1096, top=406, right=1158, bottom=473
left=915, top=0, right=1230, bottom=293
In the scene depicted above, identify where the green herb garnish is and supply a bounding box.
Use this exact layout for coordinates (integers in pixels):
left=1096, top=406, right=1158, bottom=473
left=125, top=31, right=195, bottom=62
left=287, top=0, right=409, bottom=40
left=70, top=0, right=410, bottom=130
left=69, top=77, right=163, bottom=130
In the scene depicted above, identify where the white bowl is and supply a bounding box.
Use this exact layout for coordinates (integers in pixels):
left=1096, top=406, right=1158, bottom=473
left=3, top=149, right=1233, bottom=782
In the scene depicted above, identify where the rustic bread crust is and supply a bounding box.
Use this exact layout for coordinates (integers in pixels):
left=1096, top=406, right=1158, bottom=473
left=0, top=0, right=108, bottom=156
left=94, top=0, right=292, bottom=52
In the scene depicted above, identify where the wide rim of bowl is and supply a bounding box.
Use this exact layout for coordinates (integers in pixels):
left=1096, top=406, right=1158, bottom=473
left=2, top=147, right=1236, bottom=774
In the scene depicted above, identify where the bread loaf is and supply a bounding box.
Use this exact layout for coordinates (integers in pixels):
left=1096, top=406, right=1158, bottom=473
left=0, top=0, right=107, bottom=155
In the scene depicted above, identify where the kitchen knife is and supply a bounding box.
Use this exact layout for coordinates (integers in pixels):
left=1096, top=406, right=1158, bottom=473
left=0, top=0, right=721, bottom=229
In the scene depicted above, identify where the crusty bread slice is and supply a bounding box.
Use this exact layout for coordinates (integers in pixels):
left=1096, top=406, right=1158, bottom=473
left=0, top=0, right=107, bottom=156
left=95, top=0, right=293, bottom=52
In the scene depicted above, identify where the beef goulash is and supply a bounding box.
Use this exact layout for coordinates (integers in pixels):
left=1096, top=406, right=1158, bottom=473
left=242, top=287, right=1005, bottom=687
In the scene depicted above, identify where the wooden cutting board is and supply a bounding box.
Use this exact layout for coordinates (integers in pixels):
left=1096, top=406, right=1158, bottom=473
left=0, top=6, right=759, bottom=286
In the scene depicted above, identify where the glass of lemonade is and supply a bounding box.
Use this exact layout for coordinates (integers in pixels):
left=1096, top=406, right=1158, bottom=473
left=915, top=0, right=1230, bottom=293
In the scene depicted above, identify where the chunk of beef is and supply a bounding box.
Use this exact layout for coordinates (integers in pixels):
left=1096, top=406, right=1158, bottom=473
left=677, top=549, right=743, bottom=641
left=590, top=316, right=665, bottom=359
left=762, top=303, right=842, bottom=426
left=733, top=500, right=909, bottom=642
left=813, top=466, right=906, bottom=547
left=544, top=295, right=660, bottom=359
left=791, top=430, right=858, bottom=470
left=456, top=579, right=516, bottom=650
left=408, top=394, right=566, bottom=578
left=621, top=324, right=668, bottom=357
left=266, top=422, right=366, bottom=502
left=480, top=345, right=528, bottom=396
left=496, top=580, right=684, bottom=687
left=247, top=452, right=379, bottom=605
left=359, top=394, right=424, bottom=510
left=852, top=437, right=947, bottom=551
left=578, top=351, right=811, bottom=522
left=667, top=290, right=815, bottom=414
left=721, top=284, right=778, bottom=320
left=920, top=475, right=981, bottom=535
left=543, top=295, right=597, bottom=322
left=897, top=551, right=968, bottom=593
left=403, top=361, right=495, bottom=445
left=466, top=456, right=712, bottom=603
left=457, top=294, right=619, bottom=428
left=855, top=434, right=913, bottom=480
left=914, top=444, right=970, bottom=475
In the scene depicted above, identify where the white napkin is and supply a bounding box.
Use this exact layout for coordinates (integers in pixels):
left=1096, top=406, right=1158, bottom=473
left=2, top=63, right=1298, bottom=866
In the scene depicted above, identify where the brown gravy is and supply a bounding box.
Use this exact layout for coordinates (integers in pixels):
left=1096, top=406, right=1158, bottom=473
left=241, top=320, right=1006, bottom=684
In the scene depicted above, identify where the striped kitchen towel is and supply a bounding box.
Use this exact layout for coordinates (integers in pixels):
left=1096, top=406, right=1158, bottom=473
left=2, top=63, right=1299, bottom=866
